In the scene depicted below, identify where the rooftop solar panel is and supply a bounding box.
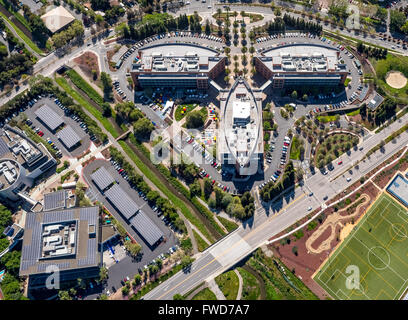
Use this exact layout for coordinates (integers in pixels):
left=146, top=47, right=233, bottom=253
left=35, top=105, right=64, bottom=131
left=129, top=210, right=163, bottom=246
left=90, top=166, right=115, bottom=191
left=0, top=136, right=9, bottom=157
left=57, top=125, right=81, bottom=149
left=104, top=184, right=138, bottom=219
left=43, top=190, right=67, bottom=211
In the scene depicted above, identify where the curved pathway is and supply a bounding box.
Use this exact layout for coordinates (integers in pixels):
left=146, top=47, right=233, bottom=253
left=234, top=269, right=243, bottom=300
left=305, top=193, right=370, bottom=254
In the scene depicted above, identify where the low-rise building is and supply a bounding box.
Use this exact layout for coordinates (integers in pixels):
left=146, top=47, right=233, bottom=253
left=0, top=125, right=56, bottom=201
left=131, top=43, right=226, bottom=90
left=255, top=44, right=348, bottom=89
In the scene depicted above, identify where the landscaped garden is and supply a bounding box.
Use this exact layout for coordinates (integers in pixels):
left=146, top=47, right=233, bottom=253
left=174, top=104, right=197, bottom=121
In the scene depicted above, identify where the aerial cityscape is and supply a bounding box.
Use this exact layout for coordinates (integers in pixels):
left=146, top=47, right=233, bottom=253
left=0, top=0, right=407, bottom=304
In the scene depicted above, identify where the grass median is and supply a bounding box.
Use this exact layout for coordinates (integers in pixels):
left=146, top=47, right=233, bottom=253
left=55, top=75, right=119, bottom=138
left=0, top=11, right=43, bottom=55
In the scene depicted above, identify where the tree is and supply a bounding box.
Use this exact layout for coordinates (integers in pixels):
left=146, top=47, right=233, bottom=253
left=292, top=246, right=298, bottom=256
left=99, top=266, right=108, bottom=282
left=173, top=293, right=184, bottom=300
left=100, top=71, right=113, bottom=100
left=291, top=90, right=298, bottom=100
left=102, top=102, right=112, bottom=117
left=1, top=251, right=21, bottom=276
left=134, top=117, right=154, bottom=140
left=124, top=240, right=142, bottom=257
left=180, top=255, right=194, bottom=269
left=189, top=179, right=202, bottom=197
left=203, top=178, right=213, bottom=199
left=134, top=274, right=142, bottom=285
left=185, top=110, right=205, bottom=129
left=58, top=290, right=72, bottom=300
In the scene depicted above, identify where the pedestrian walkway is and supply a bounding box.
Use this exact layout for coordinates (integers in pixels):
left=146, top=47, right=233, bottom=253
left=234, top=269, right=243, bottom=300
left=207, top=278, right=226, bottom=300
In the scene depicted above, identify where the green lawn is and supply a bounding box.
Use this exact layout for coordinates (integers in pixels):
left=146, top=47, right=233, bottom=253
left=346, top=109, right=360, bottom=116
left=174, top=104, right=197, bottom=121
left=237, top=267, right=261, bottom=300
left=315, top=194, right=408, bottom=300
left=66, top=69, right=105, bottom=106
left=289, top=136, right=302, bottom=160
left=193, top=229, right=209, bottom=252
left=55, top=76, right=119, bottom=138
left=0, top=11, right=43, bottom=55
left=215, top=270, right=239, bottom=300
left=317, top=115, right=338, bottom=123
left=217, top=216, right=238, bottom=233
left=191, top=288, right=217, bottom=300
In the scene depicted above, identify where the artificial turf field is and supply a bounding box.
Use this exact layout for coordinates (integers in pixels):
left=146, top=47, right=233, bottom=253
left=314, top=193, right=408, bottom=300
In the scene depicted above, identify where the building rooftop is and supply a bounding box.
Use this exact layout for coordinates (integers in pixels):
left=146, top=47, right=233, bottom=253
left=129, top=210, right=164, bottom=247
left=41, top=6, right=75, bottom=34
left=220, top=79, right=263, bottom=173
left=0, top=125, right=55, bottom=191
left=43, top=190, right=76, bottom=211
left=35, top=105, right=64, bottom=131
left=91, top=166, right=115, bottom=192
left=259, top=44, right=344, bottom=74
left=20, top=206, right=100, bottom=277
left=104, top=183, right=139, bottom=219
left=132, top=43, right=223, bottom=74
left=57, top=125, right=81, bottom=149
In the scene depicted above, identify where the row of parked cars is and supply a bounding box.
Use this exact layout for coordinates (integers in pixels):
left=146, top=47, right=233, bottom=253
left=185, top=135, right=221, bottom=170
left=256, top=32, right=314, bottom=43
left=113, top=80, right=127, bottom=100
left=259, top=169, right=282, bottom=189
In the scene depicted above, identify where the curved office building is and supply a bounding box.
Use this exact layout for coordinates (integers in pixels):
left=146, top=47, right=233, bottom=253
left=219, top=78, right=263, bottom=176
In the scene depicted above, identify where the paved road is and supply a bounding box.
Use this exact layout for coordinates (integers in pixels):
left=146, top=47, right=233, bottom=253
left=143, top=114, right=408, bottom=299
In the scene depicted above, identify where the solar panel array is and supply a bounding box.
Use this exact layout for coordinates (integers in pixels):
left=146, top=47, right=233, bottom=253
left=43, top=209, right=74, bottom=223
left=57, top=125, right=81, bottom=149
left=0, top=137, right=9, bottom=157
left=129, top=210, right=164, bottom=246
left=35, top=105, right=64, bottom=131
left=105, top=184, right=139, bottom=219
left=78, top=238, right=97, bottom=266
left=43, top=190, right=66, bottom=211
left=91, top=166, right=115, bottom=191
left=20, top=207, right=100, bottom=276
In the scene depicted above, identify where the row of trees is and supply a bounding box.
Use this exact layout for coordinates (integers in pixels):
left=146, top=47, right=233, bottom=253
left=51, top=20, right=84, bottom=49
left=356, top=41, right=388, bottom=60
left=22, top=4, right=49, bottom=47
left=260, top=161, right=296, bottom=202
left=121, top=13, right=200, bottom=41
left=109, top=146, right=186, bottom=233
left=261, top=14, right=322, bottom=35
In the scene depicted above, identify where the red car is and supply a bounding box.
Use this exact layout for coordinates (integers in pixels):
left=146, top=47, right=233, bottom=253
left=119, top=169, right=124, bottom=173
left=205, top=174, right=209, bottom=178
left=283, top=142, right=289, bottom=147
left=39, top=131, right=44, bottom=136
left=212, top=180, right=216, bottom=185
left=338, top=161, right=343, bottom=165
left=223, top=186, right=227, bottom=191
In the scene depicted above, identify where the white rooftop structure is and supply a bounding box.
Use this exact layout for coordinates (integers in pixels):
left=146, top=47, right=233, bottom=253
left=41, top=6, right=75, bottom=34
left=233, top=101, right=251, bottom=125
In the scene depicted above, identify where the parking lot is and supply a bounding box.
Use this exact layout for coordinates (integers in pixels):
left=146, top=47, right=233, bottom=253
left=82, top=159, right=178, bottom=293
left=23, top=97, right=91, bottom=158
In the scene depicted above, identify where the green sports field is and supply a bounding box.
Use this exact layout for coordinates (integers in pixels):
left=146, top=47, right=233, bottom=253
left=314, top=193, right=408, bottom=300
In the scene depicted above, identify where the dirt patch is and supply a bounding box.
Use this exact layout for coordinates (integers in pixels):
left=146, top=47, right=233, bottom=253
left=305, top=194, right=370, bottom=254
left=385, top=71, right=407, bottom=89
left=73, top=51, right=100, bottom=80
left=340, top=223, right=354, bottom=241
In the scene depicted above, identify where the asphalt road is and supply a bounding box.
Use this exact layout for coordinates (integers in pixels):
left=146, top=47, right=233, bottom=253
left=143, top=113, right=408, bottom=299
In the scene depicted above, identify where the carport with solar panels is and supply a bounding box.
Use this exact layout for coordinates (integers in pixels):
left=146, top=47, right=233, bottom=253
left=34, top=105, right=64, bottom=132
left=57, top=126, right=81, bottom=150
left=92, top=166, right=164, bottom=247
